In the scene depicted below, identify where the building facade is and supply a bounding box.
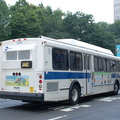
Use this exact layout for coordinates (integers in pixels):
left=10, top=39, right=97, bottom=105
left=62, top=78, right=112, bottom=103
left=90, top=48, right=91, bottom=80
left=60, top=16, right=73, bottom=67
left=114, top=0, right=120, bottom=21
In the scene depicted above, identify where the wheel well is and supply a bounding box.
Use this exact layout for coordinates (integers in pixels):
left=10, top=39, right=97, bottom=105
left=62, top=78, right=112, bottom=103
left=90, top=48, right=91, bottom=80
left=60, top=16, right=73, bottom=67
left=69, top=81, right=81, bottom=96
left=115, top=80, right=120, bottom=88
left=74, top=82, right=81, bottom=89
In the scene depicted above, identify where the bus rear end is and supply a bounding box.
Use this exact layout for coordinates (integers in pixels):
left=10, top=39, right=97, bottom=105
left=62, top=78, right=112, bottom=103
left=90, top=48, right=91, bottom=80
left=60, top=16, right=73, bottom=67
left=0, top=38, right=44, bottom=102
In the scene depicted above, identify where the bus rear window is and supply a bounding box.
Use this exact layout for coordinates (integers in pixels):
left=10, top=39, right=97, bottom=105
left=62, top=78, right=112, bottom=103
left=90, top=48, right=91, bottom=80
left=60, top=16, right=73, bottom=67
left=6, top=50, right=30, bottom=60
left=6, top=51, right=17, bottom=60
left=18, top=50, right=30, bottom=60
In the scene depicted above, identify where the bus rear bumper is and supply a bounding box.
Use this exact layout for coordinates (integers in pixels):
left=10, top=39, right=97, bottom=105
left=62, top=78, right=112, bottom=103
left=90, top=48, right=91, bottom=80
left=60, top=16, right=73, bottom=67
left=0, top=91, right=44, bottom=102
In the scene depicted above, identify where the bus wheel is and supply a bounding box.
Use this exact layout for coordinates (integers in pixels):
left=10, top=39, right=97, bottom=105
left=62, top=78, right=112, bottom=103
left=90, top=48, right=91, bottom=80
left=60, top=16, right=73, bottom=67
left=113, top=81, right=119, bottom=95
left=69, top=84, right=80, bottom=105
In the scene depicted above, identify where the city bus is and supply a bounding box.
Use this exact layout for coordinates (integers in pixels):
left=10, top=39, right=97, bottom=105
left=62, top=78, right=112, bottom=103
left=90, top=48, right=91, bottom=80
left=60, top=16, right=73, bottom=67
left=0, top=36, right=120, bottom=105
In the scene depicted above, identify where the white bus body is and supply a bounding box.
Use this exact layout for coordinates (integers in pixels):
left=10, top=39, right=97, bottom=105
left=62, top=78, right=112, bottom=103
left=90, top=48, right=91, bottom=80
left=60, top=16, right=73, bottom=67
left=0, top=36, right=120, bottom=105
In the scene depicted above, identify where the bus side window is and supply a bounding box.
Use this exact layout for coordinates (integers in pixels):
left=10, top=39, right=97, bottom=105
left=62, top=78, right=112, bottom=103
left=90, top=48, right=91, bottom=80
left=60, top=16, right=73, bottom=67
left=94, top=56, right=103, bottom=71
left=61, top=50, right=69, bottom=70
left=110, top=60, right=116, bottom=72
left=94, top=56, right=98, bottom=71
left=118, top=61, right=120, bottom=72
left=52, top=48, right=69, bottom=70
left=98, top=57, right=103, bottom=71
left=84, top=55, right=90, bottom=70
left=70, top=51, right=83, bottom=71
left=103, top=58, right=110, bottom=72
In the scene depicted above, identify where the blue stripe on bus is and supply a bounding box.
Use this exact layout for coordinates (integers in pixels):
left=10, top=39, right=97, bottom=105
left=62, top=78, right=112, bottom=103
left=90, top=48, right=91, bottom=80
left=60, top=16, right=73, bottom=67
left=111, top=74, right=120, bottom=78
left=44, top=72, right=120, bottom=80
left=44, top=72, right=91, bottom=80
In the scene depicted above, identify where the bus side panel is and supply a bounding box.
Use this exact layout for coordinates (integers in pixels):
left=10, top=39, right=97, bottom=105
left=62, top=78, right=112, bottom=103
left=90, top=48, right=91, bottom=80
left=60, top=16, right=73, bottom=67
left=44, top=46, right=90, bottom=101
left=44, top=72, right=87, bottom=102
left=91, top=72, right=118, bottom=95
left=92, top=85, right=114, bottom=95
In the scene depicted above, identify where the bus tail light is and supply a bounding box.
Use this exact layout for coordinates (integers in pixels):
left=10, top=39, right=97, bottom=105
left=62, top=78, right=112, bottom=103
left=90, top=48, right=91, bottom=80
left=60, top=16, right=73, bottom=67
left=39, top=75, right=42, bottom=79
left=39, top=85, right=42, bottom=88
left=39, top=80, right=42, bottom=83
left=38, top=75, right=43, bottom=91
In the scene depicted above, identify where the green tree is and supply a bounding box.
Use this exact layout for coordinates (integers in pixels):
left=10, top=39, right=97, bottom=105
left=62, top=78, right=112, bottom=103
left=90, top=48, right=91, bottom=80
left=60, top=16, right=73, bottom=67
left=91, top=22, right=115, bottom=53
left=0, top=0, right=10, bottom=41
left=110, top=20, right=120, bottom=45
left=38, top=5, right=65, bottom=38
left=46, top=9, right=66, bottom=38
left=63, top=11, right=94, bottom=39
left=63, top=12, right=115, bottom=53
left=8, top=0, right=116, bottom=55
left=10, top=0, right=40, bottom=38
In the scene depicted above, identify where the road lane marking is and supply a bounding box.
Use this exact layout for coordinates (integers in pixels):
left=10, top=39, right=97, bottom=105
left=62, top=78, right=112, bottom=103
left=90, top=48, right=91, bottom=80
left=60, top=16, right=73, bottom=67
left=95, top=96, right=120, bottom=102
left=48, top=115, right=67, bottom=120
left=59, top=104, right=91, bottom=112
left=99, top=97, right=120, bottom=102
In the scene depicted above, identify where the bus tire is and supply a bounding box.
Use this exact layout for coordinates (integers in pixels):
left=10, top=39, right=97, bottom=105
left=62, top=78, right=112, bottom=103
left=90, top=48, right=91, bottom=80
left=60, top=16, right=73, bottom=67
left=113, top=81, right=119, bottom=95
left=69, top=84, right=80, bottom=105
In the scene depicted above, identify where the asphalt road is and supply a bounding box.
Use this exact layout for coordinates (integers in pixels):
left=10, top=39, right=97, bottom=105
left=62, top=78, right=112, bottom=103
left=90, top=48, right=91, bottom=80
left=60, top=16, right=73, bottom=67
left=0, top=91, right=120, bottom=120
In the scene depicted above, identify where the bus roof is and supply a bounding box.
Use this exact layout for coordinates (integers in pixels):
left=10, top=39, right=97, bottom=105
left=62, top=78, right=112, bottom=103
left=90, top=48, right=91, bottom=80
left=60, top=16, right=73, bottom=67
left=57, top=39, right=114, bottom=56
left=2, top=36, right=114, bottom=56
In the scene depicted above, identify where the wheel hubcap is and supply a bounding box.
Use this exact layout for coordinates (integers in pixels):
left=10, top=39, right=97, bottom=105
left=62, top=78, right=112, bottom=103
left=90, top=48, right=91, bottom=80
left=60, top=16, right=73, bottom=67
left=115, top=84, right=118, bottom=93
left=72, top=89, right=78, bottom=101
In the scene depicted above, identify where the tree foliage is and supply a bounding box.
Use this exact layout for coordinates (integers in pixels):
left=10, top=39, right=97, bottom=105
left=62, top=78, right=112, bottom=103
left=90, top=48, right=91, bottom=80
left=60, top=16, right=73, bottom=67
left=0, top=0, right=120, bottom=54
left=0, top=0, right=10, bottom=40
left=10, top=0, right=40, bottom=38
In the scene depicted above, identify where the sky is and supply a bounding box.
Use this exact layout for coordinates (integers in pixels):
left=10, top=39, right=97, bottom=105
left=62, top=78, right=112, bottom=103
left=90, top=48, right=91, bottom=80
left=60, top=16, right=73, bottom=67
left=5, top=0, right=114, bottom=23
